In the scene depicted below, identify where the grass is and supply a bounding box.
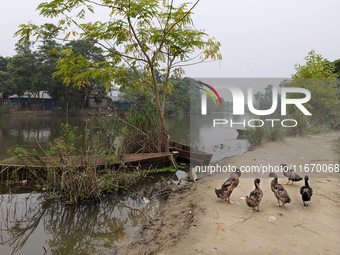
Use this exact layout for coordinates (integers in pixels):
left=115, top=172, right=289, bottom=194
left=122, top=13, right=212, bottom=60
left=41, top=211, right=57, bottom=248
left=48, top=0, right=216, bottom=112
left=121, top=104, right=161, bottom=154
left=1, top=122, right=178, bottom=205
left=90, top=104, right=162, bottom=155
left=3, top=148, right=178, bottom=205
left=0, top=100, right=178, bottom=205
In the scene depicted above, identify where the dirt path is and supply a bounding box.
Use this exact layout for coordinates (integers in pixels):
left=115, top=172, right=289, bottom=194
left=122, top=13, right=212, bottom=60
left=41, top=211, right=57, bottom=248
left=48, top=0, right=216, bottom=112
left=118, top=132, right=340, bottom=255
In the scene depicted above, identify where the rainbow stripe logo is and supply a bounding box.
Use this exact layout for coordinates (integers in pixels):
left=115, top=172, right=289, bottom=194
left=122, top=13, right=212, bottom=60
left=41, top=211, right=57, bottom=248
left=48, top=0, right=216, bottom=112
left=197, top=82, right=222, bottom=106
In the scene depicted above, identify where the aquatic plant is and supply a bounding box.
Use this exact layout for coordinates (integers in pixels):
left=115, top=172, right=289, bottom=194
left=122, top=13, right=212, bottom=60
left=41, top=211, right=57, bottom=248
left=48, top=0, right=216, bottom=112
left=2, top=120, right=177, bottom=205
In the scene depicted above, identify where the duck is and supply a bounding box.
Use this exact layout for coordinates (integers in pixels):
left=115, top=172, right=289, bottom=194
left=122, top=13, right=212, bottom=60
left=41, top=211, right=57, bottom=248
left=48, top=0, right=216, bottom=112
left=300, top=175, right=313, bottom=206
left=215, top=168, right=241, bottom=204
left=246, top=178, right=263, bottom=212
left=280, top=163, right=303, bottom=185
left=267, top=172, right=291, bottom=207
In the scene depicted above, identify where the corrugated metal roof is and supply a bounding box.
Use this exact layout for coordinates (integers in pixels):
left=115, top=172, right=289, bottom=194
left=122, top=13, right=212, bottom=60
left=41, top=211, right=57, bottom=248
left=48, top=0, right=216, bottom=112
left=9, top=91, right=51, bottom=99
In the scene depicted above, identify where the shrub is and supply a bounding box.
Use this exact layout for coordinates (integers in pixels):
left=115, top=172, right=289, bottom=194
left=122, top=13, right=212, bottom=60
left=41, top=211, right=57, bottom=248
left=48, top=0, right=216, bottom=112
left=285, top=111, right=308, bottom=137
left=0, top=105, right=10, bottom=116
left=266, top=122, right=283, bottom=142
left=244, top=124, right=266, bottom=150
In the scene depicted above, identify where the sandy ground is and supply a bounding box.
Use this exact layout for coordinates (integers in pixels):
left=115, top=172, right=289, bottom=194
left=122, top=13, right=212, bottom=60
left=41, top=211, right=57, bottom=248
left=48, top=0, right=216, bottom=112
left=118, top=132, right=340, bottom=255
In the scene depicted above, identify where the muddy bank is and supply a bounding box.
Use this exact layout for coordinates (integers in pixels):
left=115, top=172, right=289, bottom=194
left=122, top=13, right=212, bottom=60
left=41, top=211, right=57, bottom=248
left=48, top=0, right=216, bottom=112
left=118, top=132, right=340, bottom=255
left=117, top=182, right=198, bottom=255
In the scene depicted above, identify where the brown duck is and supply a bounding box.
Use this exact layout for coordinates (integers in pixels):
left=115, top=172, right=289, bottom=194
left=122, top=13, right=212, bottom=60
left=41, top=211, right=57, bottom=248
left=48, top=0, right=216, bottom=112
left=267, top=172, right=291, bottom=207
left=280, top=163, right=303, bottom=185
left=215, top=168, right=241, bottom=204
left=246, top=178, right=263, bottom=212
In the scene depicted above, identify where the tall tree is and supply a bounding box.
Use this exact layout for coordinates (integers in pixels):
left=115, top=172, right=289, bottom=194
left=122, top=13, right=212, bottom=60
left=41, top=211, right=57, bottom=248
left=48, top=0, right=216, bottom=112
left=291, top=50, right=339, bottom=127
left=254, top=84, right=281, bottom=115
left=61, top=40, right=108, bottom=109
left=0, top=56, right=7, bottom=72
left=37, top=26, right=107, bottom=112
left=165, top=77, right=194, bottom=115
left=0, top=56, right=10, bottom=105
left=37, top=31, right=64, bottom=109
left=333, top=59, right=340, bottom=76
left=15, top=0, right=222, bottom=152
left=6, top=42, right=41, bottom=109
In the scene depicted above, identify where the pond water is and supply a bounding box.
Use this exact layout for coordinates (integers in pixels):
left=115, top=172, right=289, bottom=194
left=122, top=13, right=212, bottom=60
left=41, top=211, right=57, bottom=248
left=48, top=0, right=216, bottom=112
left=0, top=115, right=84, bottom=158
left=0, top=113, right=249, bottom=254
left=0, top=174, right=171, bottom=255
left=0, top=113, right=249, bottom=160
left=188, top=113, right=253, bottom=162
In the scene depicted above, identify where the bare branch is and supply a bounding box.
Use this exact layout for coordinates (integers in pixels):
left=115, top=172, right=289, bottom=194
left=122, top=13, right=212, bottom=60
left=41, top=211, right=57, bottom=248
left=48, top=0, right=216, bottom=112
left=151, top=0, right=173, bottom=66
left=95, top=41, right=149, bottom=64
left=121, top=202, right=150, bottom=221
left=172, top=59, right=217, bottom=68
left=127, top=16, right=152, bottom=66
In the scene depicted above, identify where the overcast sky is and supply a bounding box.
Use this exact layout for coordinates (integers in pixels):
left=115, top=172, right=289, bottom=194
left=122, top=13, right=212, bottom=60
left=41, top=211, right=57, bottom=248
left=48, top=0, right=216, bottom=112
left=1, top=0, right=339, bottom=78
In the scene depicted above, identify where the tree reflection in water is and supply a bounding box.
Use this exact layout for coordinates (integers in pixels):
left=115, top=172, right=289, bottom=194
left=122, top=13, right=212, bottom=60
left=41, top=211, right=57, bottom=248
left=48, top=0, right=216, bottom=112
left=0, top=181, right=163, bottom=255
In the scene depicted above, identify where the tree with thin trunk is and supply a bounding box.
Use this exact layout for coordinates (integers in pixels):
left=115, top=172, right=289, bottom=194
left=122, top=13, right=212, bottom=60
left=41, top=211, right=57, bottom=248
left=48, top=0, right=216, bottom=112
left=15, top=0, right=222, bottom=152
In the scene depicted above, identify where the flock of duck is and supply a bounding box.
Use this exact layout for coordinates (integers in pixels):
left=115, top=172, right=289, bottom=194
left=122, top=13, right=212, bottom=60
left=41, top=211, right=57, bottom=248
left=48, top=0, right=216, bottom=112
left=215, top=163, right=313, bottom=211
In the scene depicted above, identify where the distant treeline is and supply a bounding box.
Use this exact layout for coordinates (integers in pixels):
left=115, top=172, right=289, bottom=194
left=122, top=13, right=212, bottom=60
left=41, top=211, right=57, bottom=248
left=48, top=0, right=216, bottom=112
left=0, top=39, right=205, bottom=115
left=0, top=40, right=109, bottom=111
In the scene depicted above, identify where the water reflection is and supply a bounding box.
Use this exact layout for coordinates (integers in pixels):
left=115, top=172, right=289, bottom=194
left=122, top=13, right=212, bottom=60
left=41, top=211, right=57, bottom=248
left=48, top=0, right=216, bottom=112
left=164, top=115, right=190, bottom=144
left=0, top=114, right=249, bottom=162
left=0, top=177, right=165, bottom=255
left=0, top=114, right=249, bottom=254
left=190, top=113, right=252, bottom=162
left=0, top=116, right=85, bottom=158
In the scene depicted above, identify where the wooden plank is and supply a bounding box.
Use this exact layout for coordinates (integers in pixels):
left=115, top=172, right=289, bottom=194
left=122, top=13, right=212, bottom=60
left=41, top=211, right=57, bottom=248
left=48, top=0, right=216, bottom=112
left=0, top=152, right=177, bottom=169
left=169, top=141, right=213, bottom=165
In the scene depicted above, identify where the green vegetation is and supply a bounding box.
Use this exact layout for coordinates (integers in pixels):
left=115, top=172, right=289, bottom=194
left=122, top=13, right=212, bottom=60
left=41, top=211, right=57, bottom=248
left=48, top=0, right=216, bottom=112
left=91, top=103, right=161, bottom=154
left=243, top=125, right=266, bottom=151
left=15, top=0, right=221, bottom=152
left=0, top=40, right=107, bottom=113
left=47, top=123, right=82, bottom=158
left=333, top=137, right=340, bottom=156
left=284, top=111, right=308, bottom=137
left=121, top=77, right=202, bottom=116
left=243, top=50, right=340, bottom=150
left=0, top=105, right=10, bottom=116
left=291, top=50, right=340, bottom=128
left=254, top=84, right=281, bottom=116
left=266, top=122, right=283, bottom=142
left=332, top=135, right=340, bottom=168
left=178, top=163, right=187, bottom=170
left=2, top=122, right=178, bottom=205
left=122, top=104, right=161, bottom=154
left=243, top=122, right=288, bottom=151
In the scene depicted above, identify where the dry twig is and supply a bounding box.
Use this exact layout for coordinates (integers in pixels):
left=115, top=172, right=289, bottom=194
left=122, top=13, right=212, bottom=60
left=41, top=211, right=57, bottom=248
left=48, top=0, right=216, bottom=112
left=230, top=215, right=252, bottom=229
left=121, top=201, right=150, bottom=221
